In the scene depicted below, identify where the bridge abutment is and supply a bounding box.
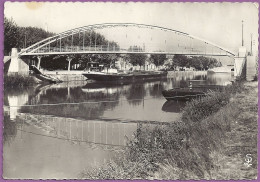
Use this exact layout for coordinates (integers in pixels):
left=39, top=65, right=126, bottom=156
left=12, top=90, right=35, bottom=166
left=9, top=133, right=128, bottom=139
left=234, top=47, right=247, bottom=80
left=7, top=48, right=29, bottom=75
left=234, top=47, right=258, bottom=81
left=246, top=55, right=258, bottom=81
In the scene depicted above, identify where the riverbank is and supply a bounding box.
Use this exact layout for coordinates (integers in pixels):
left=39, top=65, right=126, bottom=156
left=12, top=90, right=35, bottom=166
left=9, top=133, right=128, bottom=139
left=80, top=81, right=257, bottom=180
left=4, top=74, right=39, bottom=88
left=4, top=70, right=206, bottom=86
left=208, top=81, right=258, bottom=179
left=4, top=72, right=86, bottom=87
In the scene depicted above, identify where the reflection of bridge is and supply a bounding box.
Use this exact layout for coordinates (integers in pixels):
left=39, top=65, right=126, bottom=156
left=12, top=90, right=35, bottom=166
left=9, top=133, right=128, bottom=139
left=19, top=23, right=235, bottom=57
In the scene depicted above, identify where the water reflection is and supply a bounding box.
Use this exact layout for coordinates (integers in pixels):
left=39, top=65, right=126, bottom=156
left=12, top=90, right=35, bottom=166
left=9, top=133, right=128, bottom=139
left=126, top=84, right=146, bottom=106
left=162, top=100, right=187, bottom=113
left=207, top=72, right=233, bottom=85
left=149, top=82, right=166, bottom=97
left=3, top=113, right=18, bottom=145
left=4, top=88, right=29, bottom=120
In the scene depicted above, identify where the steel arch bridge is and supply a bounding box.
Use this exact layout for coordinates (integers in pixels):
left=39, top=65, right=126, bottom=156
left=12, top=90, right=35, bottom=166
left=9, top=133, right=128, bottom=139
left=18, top=23, right=235, bottom=57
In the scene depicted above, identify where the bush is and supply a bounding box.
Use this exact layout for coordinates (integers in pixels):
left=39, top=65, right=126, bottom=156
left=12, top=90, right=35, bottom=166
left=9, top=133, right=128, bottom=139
left=79, top=151, right=157, bottom=179
left=182, top=81, right=245, bottom=123
left=182, top=91, right=230, bottom=123
left=4, top=74, right=36, bottom=88
left=124, top=121, right=218, bottom=179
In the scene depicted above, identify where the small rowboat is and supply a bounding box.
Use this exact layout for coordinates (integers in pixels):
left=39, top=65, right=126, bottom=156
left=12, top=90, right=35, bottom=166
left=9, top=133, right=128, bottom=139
left=162, top=85, right=225, bottom=101
left=162, top=88, right=206, bottom=101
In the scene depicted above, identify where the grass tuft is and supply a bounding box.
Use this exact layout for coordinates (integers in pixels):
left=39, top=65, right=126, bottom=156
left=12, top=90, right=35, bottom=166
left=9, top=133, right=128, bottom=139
left=4, top=74, right=36, bottom=88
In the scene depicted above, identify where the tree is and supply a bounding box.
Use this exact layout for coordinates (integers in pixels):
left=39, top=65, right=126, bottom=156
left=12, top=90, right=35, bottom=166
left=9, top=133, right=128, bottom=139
left=128, top=53, right=147, bottom=70
left=190, top=57, right=203, bottom=70
left=150, top=54, right=167, bottom=68
left=200, top=56, right=210, bottom=70
left=171, top=55, right=222, bottom=71
left=4, top=17, right=19, bottom=55
left=172, top=55, right=189, bottom=69
left=164, top=59, right=173, bottom=70
left=208, top=58, right=221, bottom=68
left=18, top=26, right=55, bottom=48
left=4, top=17, right=56, bottom=55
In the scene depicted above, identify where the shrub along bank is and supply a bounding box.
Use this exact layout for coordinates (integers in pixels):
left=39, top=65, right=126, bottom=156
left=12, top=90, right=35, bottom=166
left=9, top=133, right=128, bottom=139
left=80, top=81, right=257, bottom=180
left=4, top=74, right=37, bottom=88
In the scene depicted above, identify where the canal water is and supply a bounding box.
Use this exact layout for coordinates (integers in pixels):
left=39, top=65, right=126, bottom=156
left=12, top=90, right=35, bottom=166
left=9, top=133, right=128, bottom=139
left=3, top=71, right=233, bottom=179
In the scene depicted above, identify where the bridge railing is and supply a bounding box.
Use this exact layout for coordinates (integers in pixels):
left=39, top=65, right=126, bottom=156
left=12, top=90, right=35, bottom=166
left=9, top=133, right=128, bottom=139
left=33, top=45, right=147, bottom=53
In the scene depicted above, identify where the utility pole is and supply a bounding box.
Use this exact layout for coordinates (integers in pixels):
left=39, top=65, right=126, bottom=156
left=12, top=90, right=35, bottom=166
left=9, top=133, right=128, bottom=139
left=242, top=20, right=244, bottom=46
left=251, top=33, right=253, bottom=56
left=24, top=33, right=27, bottom=48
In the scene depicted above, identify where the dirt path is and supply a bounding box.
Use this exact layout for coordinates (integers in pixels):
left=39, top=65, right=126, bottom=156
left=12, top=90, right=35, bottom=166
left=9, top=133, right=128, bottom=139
left=210, top=81, right=258, bottom=179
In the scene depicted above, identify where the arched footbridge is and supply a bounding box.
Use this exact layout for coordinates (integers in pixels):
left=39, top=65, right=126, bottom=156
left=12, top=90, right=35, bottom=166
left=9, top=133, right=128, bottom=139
left=18, top=23, right=235, bottom=57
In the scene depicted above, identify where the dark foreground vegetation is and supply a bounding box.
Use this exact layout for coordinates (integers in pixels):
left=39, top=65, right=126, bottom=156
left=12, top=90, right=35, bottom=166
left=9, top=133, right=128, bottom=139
left=4, top=74, right=37, bottom=88
left=79, top=81, right=257, bottom=180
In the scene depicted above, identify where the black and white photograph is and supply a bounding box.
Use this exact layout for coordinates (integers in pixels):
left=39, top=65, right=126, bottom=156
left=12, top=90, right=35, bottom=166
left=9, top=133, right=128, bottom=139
left=2, top=1, right=258, bottom=180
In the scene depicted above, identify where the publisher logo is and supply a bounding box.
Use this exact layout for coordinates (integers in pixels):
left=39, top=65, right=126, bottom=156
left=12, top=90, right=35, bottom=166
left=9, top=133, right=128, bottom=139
left=244, top=154, right=252, bottom=167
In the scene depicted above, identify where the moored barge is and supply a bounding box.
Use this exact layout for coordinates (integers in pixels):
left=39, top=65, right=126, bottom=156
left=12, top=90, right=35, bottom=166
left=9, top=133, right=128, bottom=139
left=83, top=71, right=168, bottom=82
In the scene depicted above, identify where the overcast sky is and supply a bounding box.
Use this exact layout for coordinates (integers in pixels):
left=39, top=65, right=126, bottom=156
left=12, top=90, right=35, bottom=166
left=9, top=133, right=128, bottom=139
left=4, top=2, right=259, bottom=55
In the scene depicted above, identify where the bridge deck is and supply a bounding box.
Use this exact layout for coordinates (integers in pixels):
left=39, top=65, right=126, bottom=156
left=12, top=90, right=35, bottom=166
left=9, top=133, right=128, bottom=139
left=21, top=50, right=230, bottom=56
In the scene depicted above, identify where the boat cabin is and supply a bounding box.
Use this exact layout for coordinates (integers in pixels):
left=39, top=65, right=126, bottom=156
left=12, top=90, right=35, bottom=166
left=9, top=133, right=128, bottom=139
left=86, top=62, right=104, bottom=72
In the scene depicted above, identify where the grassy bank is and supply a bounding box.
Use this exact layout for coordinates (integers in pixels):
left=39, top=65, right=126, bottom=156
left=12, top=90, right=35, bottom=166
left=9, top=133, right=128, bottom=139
left=4, top=74, right=37, bottom=88
left=79, top=81, right=257, bottom=180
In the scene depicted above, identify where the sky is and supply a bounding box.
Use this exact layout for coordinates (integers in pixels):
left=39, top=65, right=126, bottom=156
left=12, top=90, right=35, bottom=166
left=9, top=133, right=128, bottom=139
left=4, top=2, right=259, bottom=56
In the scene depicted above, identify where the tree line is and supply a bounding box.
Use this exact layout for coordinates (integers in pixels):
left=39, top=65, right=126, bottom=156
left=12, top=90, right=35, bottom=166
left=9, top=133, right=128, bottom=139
left=169, top=55, right=222, bottom=70
left=4, top=17, right=55, bottom=55
left=33, top=52, right=221, bottom=71
left=4, top=17, right=117, bottom=55
left=120, top=54, right=221, bottom=71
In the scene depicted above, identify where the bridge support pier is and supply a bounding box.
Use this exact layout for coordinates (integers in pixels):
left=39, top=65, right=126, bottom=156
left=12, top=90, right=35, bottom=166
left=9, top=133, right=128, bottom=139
left=8, top=48, right=19, bottom=74
left=37, top=56, right=42, bottom=69
left=145, top=54, right=151, bottom=71
left=7, top=48, right=29, bottom=75
left=67, top=57, right=72, bottom=71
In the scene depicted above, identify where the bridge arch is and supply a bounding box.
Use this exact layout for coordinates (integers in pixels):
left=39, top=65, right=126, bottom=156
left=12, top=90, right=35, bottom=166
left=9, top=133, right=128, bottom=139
left=19, top=23, right=235, bottom=57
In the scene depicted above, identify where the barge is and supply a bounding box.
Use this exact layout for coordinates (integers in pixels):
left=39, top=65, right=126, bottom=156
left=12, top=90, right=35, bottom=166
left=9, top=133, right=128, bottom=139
left=82, top=62, right=167, bottom=82
left=83, top=70, right=168, bottom=82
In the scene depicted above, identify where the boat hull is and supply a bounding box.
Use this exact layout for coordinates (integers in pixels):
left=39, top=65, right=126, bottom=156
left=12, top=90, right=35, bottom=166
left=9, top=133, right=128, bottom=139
left=30, top=65, right=62, bottom=83
left=82, top=71, right=168, bottom=82
left=162, top=89, right=205, bottom=101
left=162, top=85, right=225, bottom=101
